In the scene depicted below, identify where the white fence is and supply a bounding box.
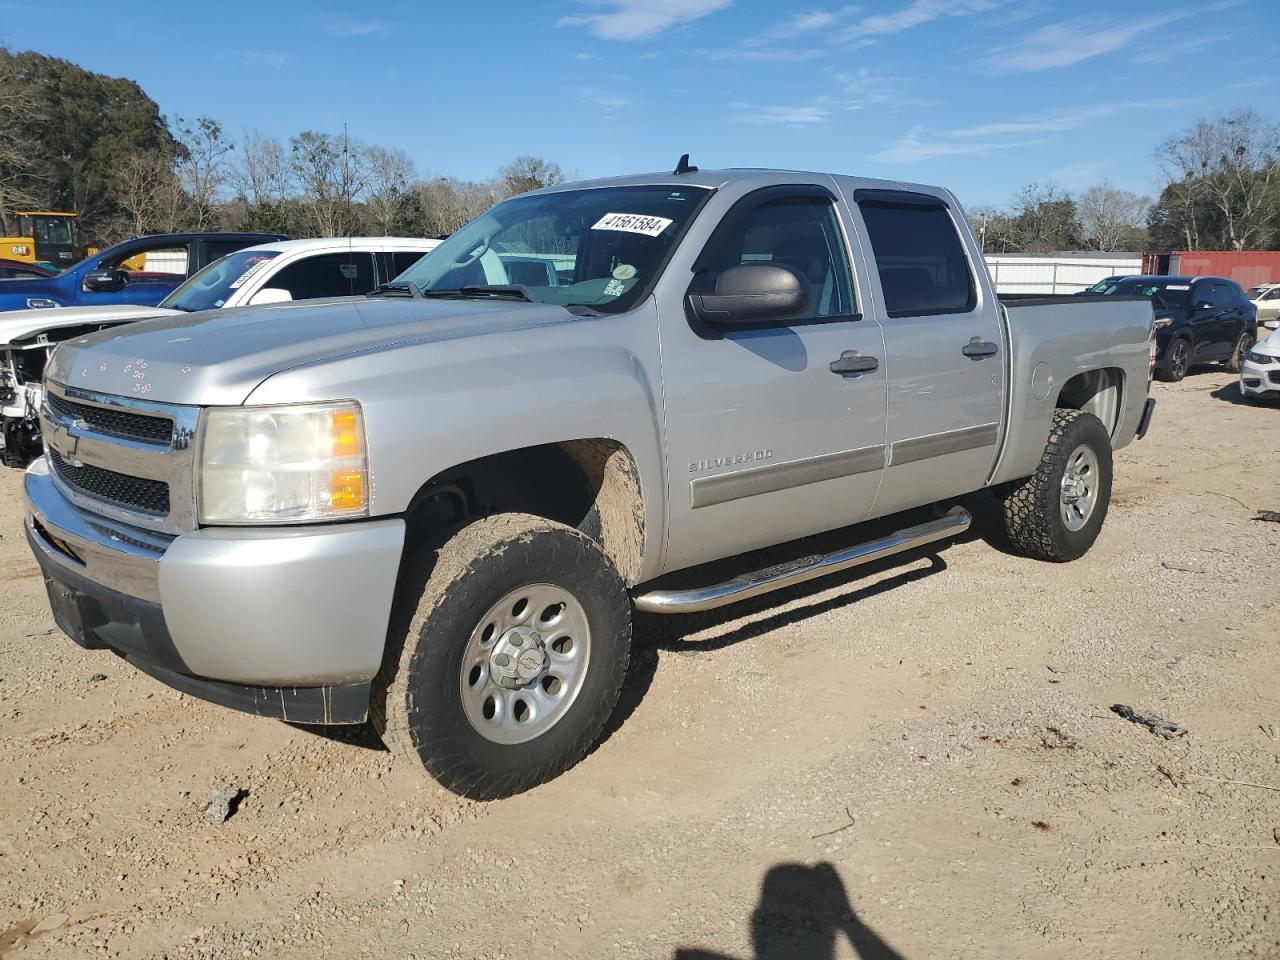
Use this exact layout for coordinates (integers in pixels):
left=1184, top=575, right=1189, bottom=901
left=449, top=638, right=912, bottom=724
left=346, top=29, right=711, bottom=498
left=985, top=255, right=1142, bottom=295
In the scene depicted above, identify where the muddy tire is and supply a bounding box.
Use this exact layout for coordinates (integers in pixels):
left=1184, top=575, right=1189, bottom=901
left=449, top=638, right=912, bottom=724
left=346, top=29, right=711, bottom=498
left=1000, top=409, right=1113, bottom=563
left=371, top=513, right=631, bottom=800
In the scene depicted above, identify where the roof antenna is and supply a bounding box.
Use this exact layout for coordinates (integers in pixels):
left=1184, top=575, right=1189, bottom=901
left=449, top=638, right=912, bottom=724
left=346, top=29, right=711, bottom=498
left=673, top=153, right=698, bottom=175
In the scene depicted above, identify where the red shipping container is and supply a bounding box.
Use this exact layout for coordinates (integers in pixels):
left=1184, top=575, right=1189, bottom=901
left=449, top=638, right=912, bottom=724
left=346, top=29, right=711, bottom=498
left=1168, top=250, right=1280, bottom=288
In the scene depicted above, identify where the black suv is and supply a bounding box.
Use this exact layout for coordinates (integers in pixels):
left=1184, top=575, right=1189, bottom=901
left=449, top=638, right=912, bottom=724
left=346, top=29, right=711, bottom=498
left=1094, top=275, right=1257, bottom=381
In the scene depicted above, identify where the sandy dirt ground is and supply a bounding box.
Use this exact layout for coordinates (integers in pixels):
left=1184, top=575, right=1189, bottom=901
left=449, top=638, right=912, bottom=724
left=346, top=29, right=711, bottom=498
left=0, top=372, right=1277, bottom=960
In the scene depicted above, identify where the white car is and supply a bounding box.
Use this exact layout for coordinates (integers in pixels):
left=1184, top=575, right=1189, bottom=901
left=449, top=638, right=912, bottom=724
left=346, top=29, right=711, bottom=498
left=1, top=236, right=439, bottom=465
left=1240, top=325, right=1280, bottom=402
left=1247, top=282, right=1280, bottom=326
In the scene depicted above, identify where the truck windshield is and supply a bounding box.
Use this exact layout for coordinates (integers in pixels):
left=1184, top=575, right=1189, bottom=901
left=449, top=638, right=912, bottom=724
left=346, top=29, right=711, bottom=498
left=160, top=250, right=280, bottom=312
left=394, top=185, right=711, bottom=313
left=1099, top=279, right=1191, bottom=312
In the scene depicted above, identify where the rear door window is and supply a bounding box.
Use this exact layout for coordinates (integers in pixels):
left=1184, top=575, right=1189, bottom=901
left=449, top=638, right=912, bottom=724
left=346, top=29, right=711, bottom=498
left=857, top=197, right=975, bottom=317
left=204, top=239, right=257, bottom=264
left=109, top=243, right=190, bottom=279
left=270, top=252, right=377, bottom=300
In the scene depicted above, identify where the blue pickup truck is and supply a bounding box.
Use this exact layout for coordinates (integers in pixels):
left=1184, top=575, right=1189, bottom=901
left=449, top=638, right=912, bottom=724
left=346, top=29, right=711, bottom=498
left=0, top=231, right=287, bottom=311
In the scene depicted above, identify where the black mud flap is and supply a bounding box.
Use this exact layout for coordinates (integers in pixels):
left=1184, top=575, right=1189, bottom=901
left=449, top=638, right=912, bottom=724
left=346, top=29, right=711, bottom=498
left=1135, top=398, right=1156, bottom=440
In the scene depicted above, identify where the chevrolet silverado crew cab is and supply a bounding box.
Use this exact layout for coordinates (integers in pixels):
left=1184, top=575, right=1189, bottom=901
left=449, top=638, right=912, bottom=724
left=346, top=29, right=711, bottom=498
left=24, top=166, right=1156, bottom=799
left=1, top=237, right=439, bottom=466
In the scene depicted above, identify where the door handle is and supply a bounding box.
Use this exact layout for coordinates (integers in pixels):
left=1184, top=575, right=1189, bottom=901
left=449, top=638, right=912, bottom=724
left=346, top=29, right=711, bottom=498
left=962, top=337, right=998, bottom=359
left=829, top=351, right=879, bottom=376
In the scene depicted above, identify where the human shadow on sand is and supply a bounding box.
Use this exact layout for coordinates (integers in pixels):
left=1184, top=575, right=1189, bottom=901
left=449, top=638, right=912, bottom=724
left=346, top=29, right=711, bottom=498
left=674, top=861, right=906, bottom=960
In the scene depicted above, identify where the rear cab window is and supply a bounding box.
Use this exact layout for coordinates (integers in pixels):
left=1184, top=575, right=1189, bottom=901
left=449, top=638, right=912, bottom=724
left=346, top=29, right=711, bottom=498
left=854, top=191, right=975, bottom=317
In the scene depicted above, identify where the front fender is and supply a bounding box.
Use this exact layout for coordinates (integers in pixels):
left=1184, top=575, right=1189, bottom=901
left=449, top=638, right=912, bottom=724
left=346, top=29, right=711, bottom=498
left=245, top=305, right=669, bottom=580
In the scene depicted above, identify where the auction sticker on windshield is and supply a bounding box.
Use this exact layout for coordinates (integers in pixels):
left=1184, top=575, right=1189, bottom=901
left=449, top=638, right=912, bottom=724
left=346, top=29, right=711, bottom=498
left=592, top=213, right=673, bottom=237
left=228, top=256, right=275, bottom=290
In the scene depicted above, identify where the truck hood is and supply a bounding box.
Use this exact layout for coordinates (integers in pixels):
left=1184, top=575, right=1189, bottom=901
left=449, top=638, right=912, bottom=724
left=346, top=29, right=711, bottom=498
left=45, top=296, right=578, bottom=406
left=0, top=304, right=179, bottom=346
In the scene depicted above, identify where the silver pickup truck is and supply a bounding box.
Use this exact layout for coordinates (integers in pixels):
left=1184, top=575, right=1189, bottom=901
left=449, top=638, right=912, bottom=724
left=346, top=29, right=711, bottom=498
left=24, top=165, right=1155, bottom=798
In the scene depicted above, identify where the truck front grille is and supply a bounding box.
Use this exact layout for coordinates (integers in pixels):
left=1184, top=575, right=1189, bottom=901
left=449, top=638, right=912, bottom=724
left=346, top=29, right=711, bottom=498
left=1269, top=370, right=1280, bottom=385
left=45, top=390, right=173, bottom=445
left=48, top=448, right=171, bottom=516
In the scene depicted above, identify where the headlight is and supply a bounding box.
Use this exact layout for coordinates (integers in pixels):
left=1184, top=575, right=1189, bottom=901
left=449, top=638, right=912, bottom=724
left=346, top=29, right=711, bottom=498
left=1152, top=317, right=1174, bottom=330
left=1244, top=349, right=1272, bottom=365
left=197, top=401, right=369, bottom=524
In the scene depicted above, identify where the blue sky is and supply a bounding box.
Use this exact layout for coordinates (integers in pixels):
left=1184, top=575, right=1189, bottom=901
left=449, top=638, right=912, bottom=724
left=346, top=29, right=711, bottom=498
left=4, top=0, right=1277, bottom=208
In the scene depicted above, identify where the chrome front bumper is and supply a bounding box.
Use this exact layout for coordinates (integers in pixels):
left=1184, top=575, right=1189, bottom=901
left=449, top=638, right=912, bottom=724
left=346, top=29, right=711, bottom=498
left=25, top=458, right=406, bottom=721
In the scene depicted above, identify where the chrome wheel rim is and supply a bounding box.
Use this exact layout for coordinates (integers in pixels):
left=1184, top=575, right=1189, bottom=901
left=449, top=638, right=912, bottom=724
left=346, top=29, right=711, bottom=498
left=459, top=583, right=591, bottom=745
left=1170, top=341, right=1189, bottom=377
left=1060, top=444, right=1099, bottom=532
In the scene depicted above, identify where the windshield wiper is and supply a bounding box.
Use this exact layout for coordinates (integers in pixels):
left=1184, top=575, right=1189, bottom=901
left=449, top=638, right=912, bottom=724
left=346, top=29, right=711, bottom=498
left=424, top=284, right=533, bottom=302
left=370, top=282, right=423, bottom=299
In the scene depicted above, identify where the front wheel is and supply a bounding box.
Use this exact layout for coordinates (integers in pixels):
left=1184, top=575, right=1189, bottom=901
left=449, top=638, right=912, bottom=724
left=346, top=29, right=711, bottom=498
left=1000, top=409, right=1113, bottom=563
left=1224, top=331, right=1256, bottom=373
left=372, top=514, right=631, bottom=799
left=1157, top=337, right=1192, bottom=382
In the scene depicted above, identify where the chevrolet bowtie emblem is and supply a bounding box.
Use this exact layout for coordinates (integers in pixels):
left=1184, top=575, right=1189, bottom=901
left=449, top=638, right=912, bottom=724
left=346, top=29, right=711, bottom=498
left=49, top=420, right=84, bottom=466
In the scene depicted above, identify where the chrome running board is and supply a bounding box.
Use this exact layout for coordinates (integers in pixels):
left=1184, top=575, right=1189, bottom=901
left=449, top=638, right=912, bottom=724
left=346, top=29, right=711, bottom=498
left=633, top=507, right=971, bottom=615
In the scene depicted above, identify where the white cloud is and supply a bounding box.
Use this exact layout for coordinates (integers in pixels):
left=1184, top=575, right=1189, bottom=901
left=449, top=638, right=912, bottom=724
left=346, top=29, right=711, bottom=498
left=735, top=69, right=912, bottom=126
left=736, top=102, right=832, bottom=126
left=743, top=5, right=863, bottom=46
left=240, top=51, right=288, bottom=70
left=718, top=1, right=1001, bottom=61
left=558, top=0, right=732, bottom=41
left=835, top=68, right=903, bottom=109
left=323, top=21, right=386, bottom=37
left=872, top=131, right=1048, bottom=163
left=1131, top=31, right=1230, bottom=65
left=712, top=46, right=828, bottom=62
left=838, top=0, right=1003, bottom=42
left=580, top=89, right=629, bottom=114
left=980, top=10, right=1193, bottom=73
left=872, top=98, right=1195, bottom=162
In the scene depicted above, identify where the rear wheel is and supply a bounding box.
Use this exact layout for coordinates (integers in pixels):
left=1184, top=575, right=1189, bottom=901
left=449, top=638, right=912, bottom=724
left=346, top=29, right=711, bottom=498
left=372, top=513, right=631, bottom=799
left=1000, top=409, right=1113, bottom=563
left=1158, top=337, right=1192, bottom=382
left=1224, top=331, right=1255, bottom=373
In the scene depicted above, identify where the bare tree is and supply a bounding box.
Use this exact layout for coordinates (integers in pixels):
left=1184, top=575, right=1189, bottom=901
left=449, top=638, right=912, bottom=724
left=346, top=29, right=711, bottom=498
left=174, top=116, right=234, bottom=230
left=115, top=153, right=186, bottom=235
left=0, top=50, right=44, bottom=234
left=497, top=155, right=564, bottom=198
left=1156, top=110, right=1280, bottom=250
left=412, top=176, right=500, bottom=237
left=231, top=129, right=292, bottom=233
left=1078, top=183, right=1151, bottom=251
left=290, top=129, right=371, bottom=236
left=364, top=145, right=415, bottom=235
